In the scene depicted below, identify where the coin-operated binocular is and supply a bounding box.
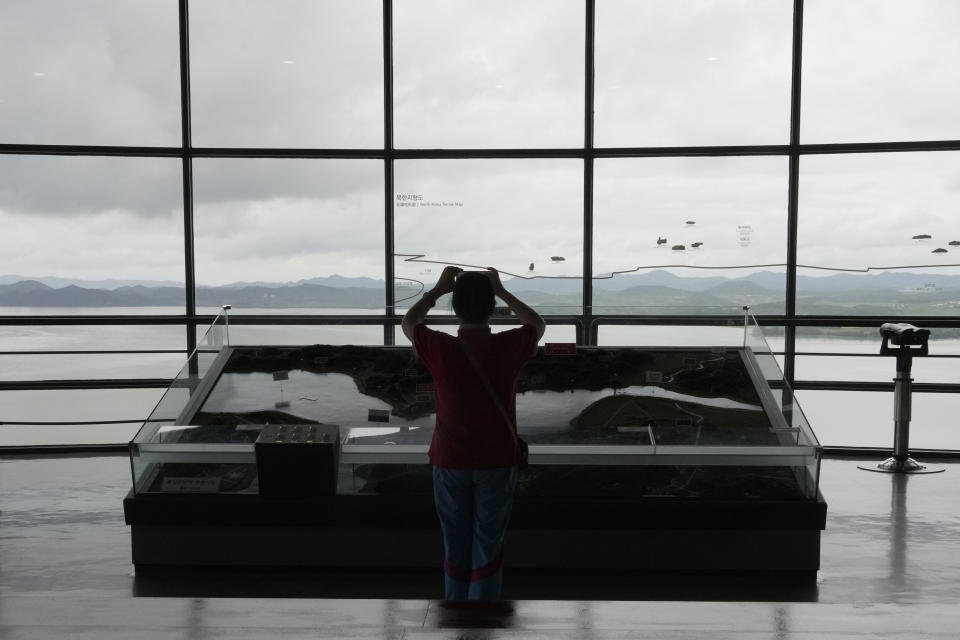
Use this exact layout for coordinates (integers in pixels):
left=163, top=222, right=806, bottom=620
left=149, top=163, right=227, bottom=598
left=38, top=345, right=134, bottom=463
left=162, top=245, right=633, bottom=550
left=859, top=323, right=943, bottom=474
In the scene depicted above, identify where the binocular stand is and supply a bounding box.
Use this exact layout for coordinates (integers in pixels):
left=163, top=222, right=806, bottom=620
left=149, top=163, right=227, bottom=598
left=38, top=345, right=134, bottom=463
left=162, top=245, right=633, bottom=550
left=858, top=323, right=944, bottom=474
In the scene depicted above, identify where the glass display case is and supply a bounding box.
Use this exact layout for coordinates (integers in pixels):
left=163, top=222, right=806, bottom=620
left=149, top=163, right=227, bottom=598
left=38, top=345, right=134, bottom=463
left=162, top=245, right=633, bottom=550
left=129, top=307, right=822, bottom=501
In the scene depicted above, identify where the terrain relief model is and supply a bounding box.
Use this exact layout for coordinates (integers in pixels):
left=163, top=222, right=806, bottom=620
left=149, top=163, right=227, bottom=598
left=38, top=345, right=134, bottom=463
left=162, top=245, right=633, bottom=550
left=147, top=345, right=807, bottom=500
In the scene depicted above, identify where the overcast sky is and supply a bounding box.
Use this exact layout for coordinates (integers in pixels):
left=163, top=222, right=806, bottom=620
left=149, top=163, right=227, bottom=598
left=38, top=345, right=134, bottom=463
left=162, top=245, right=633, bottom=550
left=2, top=0, right=960, bottom=287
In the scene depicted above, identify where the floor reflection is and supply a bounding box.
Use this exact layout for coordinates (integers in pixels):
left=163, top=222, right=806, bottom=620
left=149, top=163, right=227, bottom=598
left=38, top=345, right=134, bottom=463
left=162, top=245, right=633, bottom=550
left=131, top=566, right=819, bottom=602
left=890, top=474, right=908, bottom=591
left=432, top=600, right=517, bottom=629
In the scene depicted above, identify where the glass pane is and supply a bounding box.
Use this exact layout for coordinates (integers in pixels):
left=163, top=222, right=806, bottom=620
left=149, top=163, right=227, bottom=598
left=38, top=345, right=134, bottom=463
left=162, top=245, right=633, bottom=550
left=794, top=355, right=889, bottom=384
left=0, top=155, right=185, bottom=315
left=795, top=389, right=960, bottom=450
left=794, top=389, right=890, bottom=448
left=192, top=158, right=385, bottom=313
left=796, top=152, right=960, bottom=315
left=802, top=0, right=960, bottom=143
left=0, top=324, right=184, bottom=351
left=797, top=326, right=892, bottom=353
left=595, top=0, right=792, bottom=147
left=795, top=327, right=960, bottom=384
left=393, top=159, right=583, bottom=314
left=795, top=354, right=960, bottom=385
left=190, top=0, right=383, bottom=148
left=393, top=0, right=584, bottom=148
left=140, top=345, right=226, bottom=438
left=0, top=0, right=180, bottom=145
left=909, top=392, right=960, bottom=450
left=0, top=389, right=164, bottom=446
left=594, top=157, right=788, bottom=314
left=194, top=324, right=385, bottom=346
left=762, top=328, right=786, bottom=354
left=598, top=323, right=748, bottom=348
left=0, top=354, right=184, bottom=382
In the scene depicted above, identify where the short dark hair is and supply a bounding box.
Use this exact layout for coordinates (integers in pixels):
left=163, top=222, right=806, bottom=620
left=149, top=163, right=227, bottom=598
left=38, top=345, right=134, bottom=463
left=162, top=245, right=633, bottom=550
left=452, top=272, right=495, bottom=324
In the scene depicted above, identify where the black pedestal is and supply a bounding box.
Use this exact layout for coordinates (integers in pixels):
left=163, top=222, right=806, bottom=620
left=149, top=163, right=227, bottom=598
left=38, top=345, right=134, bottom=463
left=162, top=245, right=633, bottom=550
left=255, top=423, right=340, bottom=496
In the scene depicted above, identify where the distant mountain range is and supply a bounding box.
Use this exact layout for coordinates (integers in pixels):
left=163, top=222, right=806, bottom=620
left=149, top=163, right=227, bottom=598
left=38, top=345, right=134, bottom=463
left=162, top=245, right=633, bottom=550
left=0, top=273, right=382, bottom=291
left=0, top=279, right=385, bottom=309
left=0, top=274, right=186, bottom=290
left=2, top=271, right=959, bottom=313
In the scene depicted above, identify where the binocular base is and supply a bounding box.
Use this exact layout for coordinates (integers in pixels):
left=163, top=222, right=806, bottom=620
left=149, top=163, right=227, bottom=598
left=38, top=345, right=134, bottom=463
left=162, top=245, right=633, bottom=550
left=858, top=456, right=945, bottom=474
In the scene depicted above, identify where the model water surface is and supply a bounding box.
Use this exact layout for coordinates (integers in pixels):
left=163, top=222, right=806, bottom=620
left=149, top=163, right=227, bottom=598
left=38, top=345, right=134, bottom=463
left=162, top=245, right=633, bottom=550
left=145, top=345, right=811, bottom=499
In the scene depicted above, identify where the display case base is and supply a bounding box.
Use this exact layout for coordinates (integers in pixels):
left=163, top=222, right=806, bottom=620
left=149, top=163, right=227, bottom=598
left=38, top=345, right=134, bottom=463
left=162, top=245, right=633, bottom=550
left=125, top=490, right=826, bottom=575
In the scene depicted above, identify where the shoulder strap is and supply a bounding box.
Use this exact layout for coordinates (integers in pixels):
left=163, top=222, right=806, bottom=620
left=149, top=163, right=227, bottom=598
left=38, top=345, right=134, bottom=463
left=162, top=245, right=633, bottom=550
left=457, top=337, right=518, bottom=445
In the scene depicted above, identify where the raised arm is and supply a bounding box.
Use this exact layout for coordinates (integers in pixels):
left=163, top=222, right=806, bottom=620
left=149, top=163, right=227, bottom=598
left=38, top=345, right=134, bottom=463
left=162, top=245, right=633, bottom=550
left=486, top=268, right=546, bottom=340
left=401, top=265, right=461, bottom=342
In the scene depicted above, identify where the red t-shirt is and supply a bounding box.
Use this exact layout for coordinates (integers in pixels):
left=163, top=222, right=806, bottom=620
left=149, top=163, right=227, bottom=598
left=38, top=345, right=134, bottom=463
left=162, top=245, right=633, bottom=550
left=414, top=323, right=539, bottom=469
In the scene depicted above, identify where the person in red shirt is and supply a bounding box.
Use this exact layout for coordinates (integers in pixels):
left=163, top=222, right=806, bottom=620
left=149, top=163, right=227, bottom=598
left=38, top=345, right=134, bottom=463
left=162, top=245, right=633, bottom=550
left=402, top=266, right=545, bottom=600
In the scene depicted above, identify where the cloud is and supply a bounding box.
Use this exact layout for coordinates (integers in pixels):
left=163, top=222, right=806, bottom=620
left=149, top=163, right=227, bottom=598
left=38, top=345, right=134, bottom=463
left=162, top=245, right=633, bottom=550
left=0, top=155, right=183, bottom=216
left=189, top=0, right=384, bottom=148
left=595, top=0, right=793, bottom=146
left=593, top=156, right=789, bottom=275
left=801, top=0, right=960, bottom=143
left=193, top=194, right=386, bottom=284
left=0, top=207, right=184, bottom=282
left=393, top=0, right=584, bottom=148
left=797, top=151, right=960, bottom=272
left=0, top=0, right=181, bottom=145
left=393, top=158, right=583, bottom=277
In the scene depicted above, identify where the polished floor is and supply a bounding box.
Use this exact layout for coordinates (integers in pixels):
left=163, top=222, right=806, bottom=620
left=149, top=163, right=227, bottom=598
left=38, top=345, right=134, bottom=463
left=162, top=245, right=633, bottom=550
left=2, top=453, right=960, bottom=638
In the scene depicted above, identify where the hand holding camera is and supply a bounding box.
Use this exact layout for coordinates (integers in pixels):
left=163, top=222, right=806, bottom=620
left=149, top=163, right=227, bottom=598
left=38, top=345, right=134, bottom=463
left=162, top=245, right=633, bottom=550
left=434, top=265, right=463, bottom=296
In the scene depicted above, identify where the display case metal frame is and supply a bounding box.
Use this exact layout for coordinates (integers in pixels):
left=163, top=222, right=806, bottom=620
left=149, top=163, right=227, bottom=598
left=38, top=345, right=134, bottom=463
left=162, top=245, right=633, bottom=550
left=125, top=310, right=826, bottom=578
left=129, top=343, right=821, bottom=497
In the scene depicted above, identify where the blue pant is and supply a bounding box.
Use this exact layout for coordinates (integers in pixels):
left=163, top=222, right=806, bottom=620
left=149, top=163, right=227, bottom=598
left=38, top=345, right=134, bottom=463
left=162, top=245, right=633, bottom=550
left=432, top=465, right=518, bottom=601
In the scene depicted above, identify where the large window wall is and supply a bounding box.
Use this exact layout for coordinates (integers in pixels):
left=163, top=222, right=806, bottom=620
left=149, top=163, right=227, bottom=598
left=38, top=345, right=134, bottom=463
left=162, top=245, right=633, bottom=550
left=2, top=0, right=959, bottom=449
